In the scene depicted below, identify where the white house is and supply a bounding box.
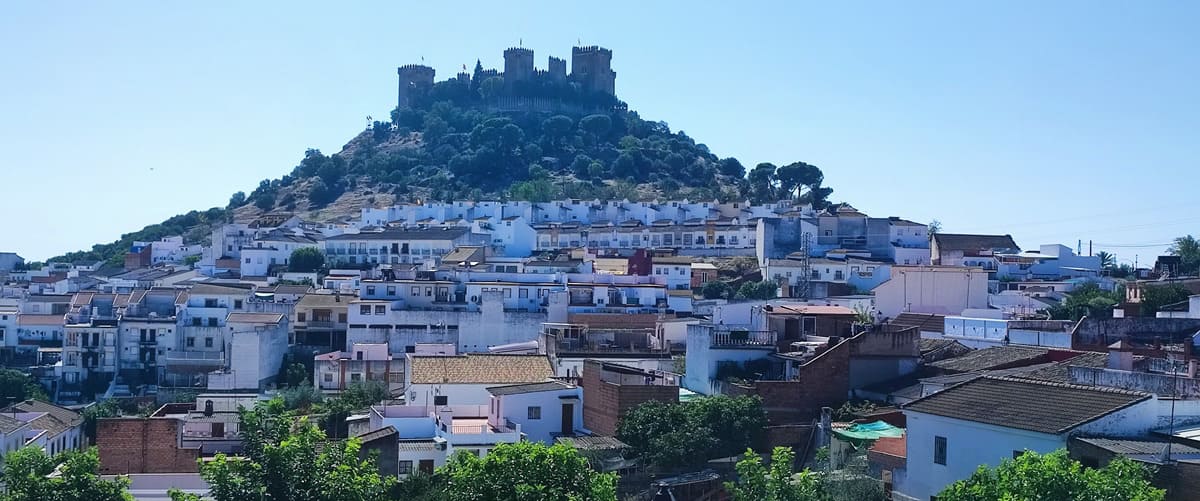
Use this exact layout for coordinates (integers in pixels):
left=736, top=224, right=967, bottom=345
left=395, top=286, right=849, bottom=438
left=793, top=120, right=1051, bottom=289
left=323, top=227, right=482, bottom=268
left=896, top=376, right=1194, bottom=500
left=651, top=256, right=693, bottom=291
left=210, top=312, right=289, bottom=391
left=485, top=380, right=584, bottom=444
left=0, top=400, right=84, bottom=457
left=872, top=266, right=989, bottom=319
left=367, top=403, right=524, bottom=476
left=0, top=415, right=30, bottom=466
left=402, top=353, right=555, bottom=407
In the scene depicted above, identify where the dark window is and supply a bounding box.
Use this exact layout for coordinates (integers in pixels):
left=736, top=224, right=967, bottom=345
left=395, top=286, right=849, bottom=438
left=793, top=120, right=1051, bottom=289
left=297, top=313, right=306, bottom=322
left=234, top=299, right=243, bottom=309
left=527, top=406, right=542, bottom=420
left=398, top=460, right=413, bottom=475
left=934, top=436, right=947, bottom=465
left=186, top=337, right=195, bottom=347
left=207, top=317, right=218, bottom=327
left=205, top=338, right=214, bottom=348
left=434, top=395, right=448, bottom=406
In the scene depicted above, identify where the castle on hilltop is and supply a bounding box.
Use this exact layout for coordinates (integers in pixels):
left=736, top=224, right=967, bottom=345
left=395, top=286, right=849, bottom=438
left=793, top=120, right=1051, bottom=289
left=397, top=45, right=616, bottom=110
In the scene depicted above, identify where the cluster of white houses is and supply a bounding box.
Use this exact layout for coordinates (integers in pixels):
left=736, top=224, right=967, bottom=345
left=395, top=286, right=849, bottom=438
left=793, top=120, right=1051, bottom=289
left=13, top=198, right=1180, bottom=498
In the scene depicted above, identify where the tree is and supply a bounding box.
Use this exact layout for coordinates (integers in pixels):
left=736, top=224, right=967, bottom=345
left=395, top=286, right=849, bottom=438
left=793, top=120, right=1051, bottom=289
left=227, top=191, right=247, bottom=209
left=1140, top=283, right=1191, bottom=317
left=288, top=247, right=325, bottom=273
left=1096, top=251, right=1116, bottom=270
left=735, top=280, right=778, bottom=300
left=307, top=178, right=335, bottom=206
left=1169, top=235, right=1200, bottom=276
left=937, top=449, right=1164, bottom=501
left=747, top=163, right=777, bottom=203
left=2, top=447, right=132, bottom=501
left=0, top=369, right=48, bottom=403
left=81, top=399, right=121, bottom=443
left=720, top=157, right=746, bottom=178
left=320, top=380, right=388, bottom=438
left=928, top=219, right=942, bottom=235
left=726, top=447, right=821, bottom=501
left=188, top=398, right=394, bottom=501
left=578, top=114, right=612, bottom=140
left=1046, top=281, right=1124, bottom=320
left=441, top=441, right=616, bottom=501
left=702, top=281, right=733, bottom=299
left=618, top=395, right=767, bottom=470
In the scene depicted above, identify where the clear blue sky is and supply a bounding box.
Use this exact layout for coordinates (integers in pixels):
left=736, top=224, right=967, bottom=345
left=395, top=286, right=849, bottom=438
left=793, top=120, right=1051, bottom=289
left=2, top=1, right=1197, bottom=265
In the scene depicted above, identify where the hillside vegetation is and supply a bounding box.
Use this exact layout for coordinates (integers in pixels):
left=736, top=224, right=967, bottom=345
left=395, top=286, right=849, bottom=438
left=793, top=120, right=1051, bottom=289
left=50, top=73, right=833, bottom=265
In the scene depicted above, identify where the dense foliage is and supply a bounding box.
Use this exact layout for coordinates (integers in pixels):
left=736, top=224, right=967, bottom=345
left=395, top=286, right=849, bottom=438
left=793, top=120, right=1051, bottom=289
left=726, top=447, right=822, bottom=501
left=170, top=398, right=394, bottom=501
left=937, top=449, right=1163, bottom=501
left=1, top=447, right=132, bottom=501
left=1046, top=281, right=1124, bottom=320
left=0, top=369, right=48, bottom=403
left=288, top=247, right=325, bottom=272
left=47, top=207, right=227, bottom=266
left=1169, top=235, right=1200, bottom=276
left=439, top=441, right=617, bottom=501
left=1139, top=283, right=1192, bottom=317
left=616, top=395, right=767, bottom=470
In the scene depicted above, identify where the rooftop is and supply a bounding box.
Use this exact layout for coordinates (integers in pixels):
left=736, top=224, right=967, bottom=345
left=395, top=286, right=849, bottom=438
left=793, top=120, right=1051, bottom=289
left=932, top=233, right=1020, bottom=252
left=1074, top=437, right=1200, bottom=463
left=327, top=227, right=470, bottom=241
left=904, top=376, right=1150, bottom=435
left=486, top=380, right=576, bottom=396
left=930, top=346, right=1049, bottom=373
left=226, top=312, right=284, bottom=324
left=408, top=354, right=554, bottom=385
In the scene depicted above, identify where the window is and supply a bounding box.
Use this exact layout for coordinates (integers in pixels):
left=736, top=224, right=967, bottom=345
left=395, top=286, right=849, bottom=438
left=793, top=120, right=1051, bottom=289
left=186, top=337, right=195, bottom=347
left=411, top=286, right=419, bottom=296
left=398, top=460, right=413, bottom=475
left=374, top=305, right=386, bottom=315
left=244, top=258, right=251, bottom=263
left=338, top=313, right=347, bottom=323
left=323, top=373, right=333, bottom=382
left=934, top=436, right=947, bottom=465
left=527, top=406, right=542, bottom=420
left=360, top=305, right=371, bottom=315
left=234, top=299, right=243, bottom=309
left=297, top=312, right=306, bottom=322
left=504, top=288, right=512, bottom=298
left=366, top=286, right=376, bottom=295
left=207, top=317, right=218, bottom=327
left=387, top=286, right=396, bottom=296
left=350, top=373, right=361, bottom=382
left=519, top=289, right=528, bottom=299
left=204, top=338, right=214, bottom=348
left=191, top=318, right=201, bottom=326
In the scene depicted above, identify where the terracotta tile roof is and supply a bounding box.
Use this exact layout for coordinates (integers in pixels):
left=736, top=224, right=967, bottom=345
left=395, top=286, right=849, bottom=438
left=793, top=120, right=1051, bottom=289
left=932, top=233, right=1020, bottom=253
left=408, top=354, right=553, bottom=385
left=903, top=376, right=1150, bottom=434
left=1009, top=352, right=1110, bottom=384
left=890, top=313, right=945, bottom=333
left=929, top=346, right=1049, bottom=374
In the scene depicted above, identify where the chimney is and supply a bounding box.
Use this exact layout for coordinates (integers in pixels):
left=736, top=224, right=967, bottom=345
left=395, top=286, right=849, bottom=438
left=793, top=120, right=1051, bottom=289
left=1108, top=339, right=1134, bottom=371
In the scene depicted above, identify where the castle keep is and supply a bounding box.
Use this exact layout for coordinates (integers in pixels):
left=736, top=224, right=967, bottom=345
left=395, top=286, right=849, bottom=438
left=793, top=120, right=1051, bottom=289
left=396, top=45, right=616, bottom=109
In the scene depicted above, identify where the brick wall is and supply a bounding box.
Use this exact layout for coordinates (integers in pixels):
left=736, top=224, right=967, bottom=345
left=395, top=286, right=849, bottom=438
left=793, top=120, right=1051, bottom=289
left=728, top=339, right=851, bottom=424
left=97, top=418, right=200, bottom=474
left=581, top=360, right=678, bottom=436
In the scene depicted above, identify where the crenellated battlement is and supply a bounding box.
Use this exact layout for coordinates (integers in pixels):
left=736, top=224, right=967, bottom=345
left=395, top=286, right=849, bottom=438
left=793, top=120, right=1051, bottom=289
left=396, top=45, right=616, bottom=110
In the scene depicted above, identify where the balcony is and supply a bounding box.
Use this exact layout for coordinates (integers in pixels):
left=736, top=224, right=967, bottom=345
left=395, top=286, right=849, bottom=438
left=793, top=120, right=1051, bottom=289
left=163, top=350, right=225, bottom=368
left=708, top=328, right=777, bottom=348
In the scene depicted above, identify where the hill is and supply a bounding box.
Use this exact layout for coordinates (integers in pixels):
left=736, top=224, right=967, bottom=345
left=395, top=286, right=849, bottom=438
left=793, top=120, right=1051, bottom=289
left=47, top=65, right=834, bottom=266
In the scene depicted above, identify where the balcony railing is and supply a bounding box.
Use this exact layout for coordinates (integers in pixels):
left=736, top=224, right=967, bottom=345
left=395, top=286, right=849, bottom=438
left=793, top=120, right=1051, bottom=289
left=163, top=350, right=225, bottom=367
left=710, top=330, right=777, bottom=348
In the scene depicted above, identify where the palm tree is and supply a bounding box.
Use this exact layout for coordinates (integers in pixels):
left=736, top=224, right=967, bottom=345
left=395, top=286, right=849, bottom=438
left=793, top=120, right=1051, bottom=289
left=1096, top=251, right=1116, bottom=270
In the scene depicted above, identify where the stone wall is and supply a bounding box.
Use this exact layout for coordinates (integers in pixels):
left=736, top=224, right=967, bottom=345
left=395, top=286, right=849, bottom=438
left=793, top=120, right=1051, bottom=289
left=1072, top=317, right=1200, bottom=350
left=97, top=418, right=199, bottom=474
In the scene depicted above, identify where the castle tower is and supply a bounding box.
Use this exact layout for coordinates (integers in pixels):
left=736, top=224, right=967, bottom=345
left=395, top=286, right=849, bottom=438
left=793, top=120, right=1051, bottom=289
left=396, top=64, right=435, bottom=109
left=547, top=56, right=567, bottom=82
left=570, top=46, right=616, bottom=96
left=502, top=47, right=535, bottom=85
